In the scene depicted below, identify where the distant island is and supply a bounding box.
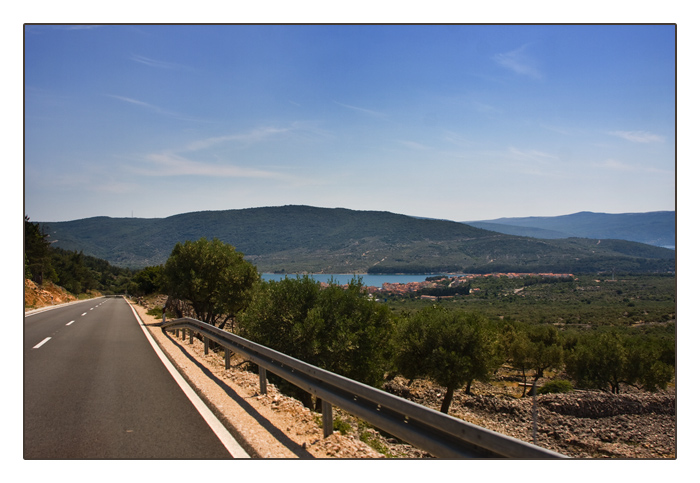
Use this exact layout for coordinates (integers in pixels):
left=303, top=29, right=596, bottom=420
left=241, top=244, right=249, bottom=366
left=38, top=205, right=675, bottom=274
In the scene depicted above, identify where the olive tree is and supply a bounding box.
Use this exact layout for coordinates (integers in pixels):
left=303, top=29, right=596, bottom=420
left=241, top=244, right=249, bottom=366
left=237, top=276, right=395, bottom=407
left=237, top=275, right=321, bottom=364
left=394, top=306, right=500, bottom=414
left=499, top=321, right=563, bottom=396
left=163, top=238, right=259, bottom=328
left=307, top=278, right=395, bottom=387
left=565, top=329, right=674, bottom=394
left=565, top=331, right=627, bottom=394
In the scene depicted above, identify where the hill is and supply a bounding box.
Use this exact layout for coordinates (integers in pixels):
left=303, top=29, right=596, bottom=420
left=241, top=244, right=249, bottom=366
left=38, top=205, right=675, bottom=274
left=465, top=211, right=675, bottom=249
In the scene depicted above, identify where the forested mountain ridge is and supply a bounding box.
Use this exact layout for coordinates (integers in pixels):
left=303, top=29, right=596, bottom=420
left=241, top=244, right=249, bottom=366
left=38, top=205, right=675, bottom=273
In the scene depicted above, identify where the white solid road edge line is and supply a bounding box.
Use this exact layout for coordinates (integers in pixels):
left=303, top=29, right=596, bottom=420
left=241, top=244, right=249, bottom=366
left=24, top=296, right=105, bottom=317
left=127, top=302, right=250, bottom=459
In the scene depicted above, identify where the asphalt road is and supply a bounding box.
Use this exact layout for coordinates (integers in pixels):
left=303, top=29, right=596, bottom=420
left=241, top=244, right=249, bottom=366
left=24, top=297, right=246, bottom=459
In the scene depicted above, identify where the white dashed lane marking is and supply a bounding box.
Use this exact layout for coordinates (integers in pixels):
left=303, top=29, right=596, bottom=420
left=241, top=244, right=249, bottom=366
left=33, top=337, right=51, bottom=349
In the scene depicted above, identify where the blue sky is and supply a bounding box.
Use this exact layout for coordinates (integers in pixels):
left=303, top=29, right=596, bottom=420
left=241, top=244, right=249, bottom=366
left=24, top=24, right=676, bottom=222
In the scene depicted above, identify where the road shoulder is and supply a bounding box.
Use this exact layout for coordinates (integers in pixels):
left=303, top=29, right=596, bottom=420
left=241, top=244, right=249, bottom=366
left=130, top=301, right=382, bottom=458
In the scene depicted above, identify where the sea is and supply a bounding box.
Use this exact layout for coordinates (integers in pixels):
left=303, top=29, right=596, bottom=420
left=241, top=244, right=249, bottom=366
left=260, top=273, right=438, bottom=288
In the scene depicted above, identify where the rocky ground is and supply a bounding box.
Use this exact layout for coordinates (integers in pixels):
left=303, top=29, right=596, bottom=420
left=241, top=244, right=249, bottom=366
left=382, top=377, right=675, bottom=458
left=132, top=295, right=675, bottom=459
left=24, top=279, right=79, bottom=309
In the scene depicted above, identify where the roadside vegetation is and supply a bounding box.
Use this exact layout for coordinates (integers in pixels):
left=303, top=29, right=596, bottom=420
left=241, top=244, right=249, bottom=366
left=26, top=226, right=675, bottom=415
left=138, top=238, right=675, bottom=415
left=24, top=216, right=136, bottom=296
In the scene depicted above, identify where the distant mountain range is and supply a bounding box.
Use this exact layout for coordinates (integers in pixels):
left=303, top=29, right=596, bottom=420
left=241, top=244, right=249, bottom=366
left=464, top=211, right=675, bottom=249
left=38, top=205, right=675, bottom=274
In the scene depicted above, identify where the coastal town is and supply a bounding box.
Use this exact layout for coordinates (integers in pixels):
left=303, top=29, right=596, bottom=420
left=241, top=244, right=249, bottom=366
left=321, top=272, right=575, bottom=297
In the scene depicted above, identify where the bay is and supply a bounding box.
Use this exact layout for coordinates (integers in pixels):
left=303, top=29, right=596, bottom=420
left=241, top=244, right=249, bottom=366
left=260, top=273, right=436, bottom=288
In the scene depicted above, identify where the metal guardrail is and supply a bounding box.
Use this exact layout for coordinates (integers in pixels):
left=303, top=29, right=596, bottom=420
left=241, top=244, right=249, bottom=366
left=161, top=317, right=566, bottom=459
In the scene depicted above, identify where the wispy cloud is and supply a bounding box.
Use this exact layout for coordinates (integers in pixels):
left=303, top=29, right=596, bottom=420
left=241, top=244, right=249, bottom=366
left=493, top=44, right=542, bottom=79
left=397, top=140, right=430, bottom=150
left=183, top=127, right=292, bottom=152
left=130, top=54, right=189, bottom=70
left=129, top=125, right=306, bottom=183
left=508, top=147, right=558, bottom=162
left=108, top=95, right=157, bottom=109
left=595, top=159, right=671, bottom=174
left=497, top=147, right=569, bottom=178
left=138, top=153, right=295, bottom=180
left=541, top=124, right=584, bottom=137
left=25, top=25, right=103, bottom=36
left=608, top=130, right=666, bottom=143
left=50, top=170, right=137, bottom=194
left=441, top=131, right=475, bottom=149
left=55, top=25, right=103, bottom=31
left=334, top=101, right=385, bottom=117
left=472, top=101, right=501, bottom=114
left=106, top=94, right=206, bottom=122
left=87, top=180, right=137, bottom=194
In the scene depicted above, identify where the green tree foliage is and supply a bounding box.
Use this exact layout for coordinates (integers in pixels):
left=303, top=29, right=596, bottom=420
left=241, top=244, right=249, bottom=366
left=24, top=252, right=32, bottom=279
left=537, top=379, right=574, bottom=395
left=24, top=216, right=56, bottom=284
left=50, top=249, right=95, bottom=294
left=48, top=247, right=134, bottom=295
left=237, top=275, right=320, bottom=365
left=499, top=322, right=563, bottom=396
left=386, top=274, right=675, bottom=328
left=564, top=328, right=675, bottom=393
left=394, top=306, right=500, bottom=413
left=307, top=278, right=395, bottom=387
left=527, top=325, right=564, bottom=383
left=132, top=265, right=164, bottom=296
left=26, top=216, right=132, bottom=295
left=237, top=276, right=395, bottom=401
left=565, top=331, right=627, bottom=394
left=163, top=238, right=259, bottom=328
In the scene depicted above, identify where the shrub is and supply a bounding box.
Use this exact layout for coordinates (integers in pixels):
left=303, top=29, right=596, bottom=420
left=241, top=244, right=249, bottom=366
left=333, top=418, right=353, bottom=435
left=146, top=306, right=163, bottom=318
left=537, top=379, right=574, bottom=395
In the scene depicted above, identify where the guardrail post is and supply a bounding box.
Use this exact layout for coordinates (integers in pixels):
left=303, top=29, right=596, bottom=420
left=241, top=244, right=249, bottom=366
left=225, top=348, right=231, bottom=370
left=532, top=380, right=538, bottom=445
left=204, top=337, right=209, bottom=355
left=259, top=366, right=267, bottom=395
left=322, top=400, right=333, bottom=438
left=189, top=329, right=193, bottom=344
left=181, top=329, right=186, bottom=341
